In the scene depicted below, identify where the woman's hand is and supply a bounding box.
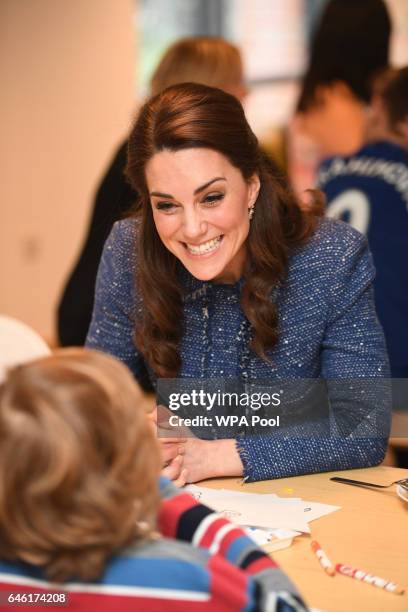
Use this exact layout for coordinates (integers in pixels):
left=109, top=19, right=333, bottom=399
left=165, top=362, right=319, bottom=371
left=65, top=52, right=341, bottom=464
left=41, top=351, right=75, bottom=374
left=182, top=438, right=244, bottom=483
left=150, top=405, right=189, bottom=486
left=152, top=406, right=244, bottom=483
left=161, top=454, right=188, bottom=487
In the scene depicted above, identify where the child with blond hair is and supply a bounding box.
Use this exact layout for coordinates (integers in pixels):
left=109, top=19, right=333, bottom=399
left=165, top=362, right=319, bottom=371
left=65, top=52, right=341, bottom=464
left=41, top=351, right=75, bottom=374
left=0, top=348, right=306, bottom=611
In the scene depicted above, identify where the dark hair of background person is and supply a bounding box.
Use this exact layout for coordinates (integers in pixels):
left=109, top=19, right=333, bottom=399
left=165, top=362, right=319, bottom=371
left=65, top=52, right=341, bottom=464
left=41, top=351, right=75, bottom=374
left=126, top=82, right=318, bottom=379
left=297, top=0, right=391, bottom=112
left=57, top=142, right=134, bottom=347
left=56, top=37, right=253, bottom=349
left=381, top=66, right=408, bottom=130
left=0, top=348, right=160, bottom=582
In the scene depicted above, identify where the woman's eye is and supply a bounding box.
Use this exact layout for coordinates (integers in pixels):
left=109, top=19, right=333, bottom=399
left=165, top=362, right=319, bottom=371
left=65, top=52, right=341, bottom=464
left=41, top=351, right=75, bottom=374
left=203, top=193, right=224, bottom=205
left=156, top=201, right=176, bottom=211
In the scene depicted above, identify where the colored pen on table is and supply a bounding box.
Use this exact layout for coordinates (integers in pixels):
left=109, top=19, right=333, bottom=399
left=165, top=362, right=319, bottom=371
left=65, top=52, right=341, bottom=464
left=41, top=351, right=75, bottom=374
left=336, top=564, right=405, bottom=595
left=311, top=540, right=335, bottom=576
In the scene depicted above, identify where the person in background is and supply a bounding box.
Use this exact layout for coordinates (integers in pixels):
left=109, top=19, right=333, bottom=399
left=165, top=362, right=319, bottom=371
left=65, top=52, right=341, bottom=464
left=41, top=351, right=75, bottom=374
left=57, top=37, right=249, bottom=348
left=86, top=82, right=390, bottom=484
left=318, top=67, right=408, bottom=409
left=0, top=348, right=307, bottom=611
left=290, top=0, right=391, bottom=194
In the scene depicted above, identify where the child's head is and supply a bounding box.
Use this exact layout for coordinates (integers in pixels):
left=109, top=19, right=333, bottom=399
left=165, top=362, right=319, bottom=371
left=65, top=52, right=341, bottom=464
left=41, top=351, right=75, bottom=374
left=0, top=348, right=160, bottom=582
left=368, top=66, right=408, bottom=147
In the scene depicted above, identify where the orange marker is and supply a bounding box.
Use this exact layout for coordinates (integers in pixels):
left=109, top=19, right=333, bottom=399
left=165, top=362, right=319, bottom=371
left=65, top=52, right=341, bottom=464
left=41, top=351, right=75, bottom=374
left=311, top=540, right=335, bottom=576
left=336, top=564, right=405, bottom=595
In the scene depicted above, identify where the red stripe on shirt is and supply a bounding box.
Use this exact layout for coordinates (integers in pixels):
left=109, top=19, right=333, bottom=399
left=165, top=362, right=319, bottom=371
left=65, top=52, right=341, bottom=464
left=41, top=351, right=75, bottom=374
left=0, top=583, right=211, bottom=612
left=158, top=493, right=198, bottom=538
left=207, top=554, right=250, bottom=611
left=197, top=516, right=231, bottom=548
left=217, top=526, right=252, bottom=557
left=245, top=555, right=278, bottom=574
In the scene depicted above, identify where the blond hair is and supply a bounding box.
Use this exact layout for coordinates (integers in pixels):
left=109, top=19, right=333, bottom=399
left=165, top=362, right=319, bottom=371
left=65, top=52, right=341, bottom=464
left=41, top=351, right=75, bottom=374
left=0, top=348, right=160, bottom=582
left=150, top=36, right=245, bottom=99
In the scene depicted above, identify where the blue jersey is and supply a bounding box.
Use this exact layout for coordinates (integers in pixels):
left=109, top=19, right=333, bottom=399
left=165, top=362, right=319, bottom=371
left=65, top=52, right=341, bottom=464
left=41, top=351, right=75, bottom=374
left=318, top=141, right=408, bottom=380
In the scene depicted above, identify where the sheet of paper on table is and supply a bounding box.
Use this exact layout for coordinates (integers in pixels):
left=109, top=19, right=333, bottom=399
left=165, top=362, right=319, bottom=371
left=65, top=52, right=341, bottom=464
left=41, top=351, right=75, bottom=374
left=185, top=485, right=341, bottom=536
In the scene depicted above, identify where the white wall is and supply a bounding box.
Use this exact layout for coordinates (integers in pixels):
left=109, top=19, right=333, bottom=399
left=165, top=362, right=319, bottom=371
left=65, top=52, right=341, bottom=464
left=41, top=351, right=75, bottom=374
left=0, top=0, right=135, bottom=343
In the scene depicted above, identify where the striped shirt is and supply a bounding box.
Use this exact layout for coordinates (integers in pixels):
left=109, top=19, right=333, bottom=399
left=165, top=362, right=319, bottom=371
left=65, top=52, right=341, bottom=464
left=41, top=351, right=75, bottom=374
left=0, top=478, right=307, bottom=611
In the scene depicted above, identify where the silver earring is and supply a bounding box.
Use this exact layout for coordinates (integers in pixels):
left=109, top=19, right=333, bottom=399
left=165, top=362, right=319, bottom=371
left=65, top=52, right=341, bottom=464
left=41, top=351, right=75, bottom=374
left=248, top=205, right=255, bottom=220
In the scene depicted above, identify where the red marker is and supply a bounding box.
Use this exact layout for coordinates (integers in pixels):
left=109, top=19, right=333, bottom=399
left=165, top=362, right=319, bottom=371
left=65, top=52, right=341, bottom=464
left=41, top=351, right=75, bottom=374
left=336, top=564, right=405, bottom=595
left=311, top=541, right=335, bottom=576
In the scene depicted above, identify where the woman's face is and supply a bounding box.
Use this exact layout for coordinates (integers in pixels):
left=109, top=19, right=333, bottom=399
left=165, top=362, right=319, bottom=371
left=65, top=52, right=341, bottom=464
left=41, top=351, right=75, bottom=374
left=146, top=148, right=260, bottom=284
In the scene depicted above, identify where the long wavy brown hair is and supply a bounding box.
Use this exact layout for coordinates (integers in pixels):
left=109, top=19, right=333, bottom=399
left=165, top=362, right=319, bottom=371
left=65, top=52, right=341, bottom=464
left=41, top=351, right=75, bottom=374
left=0, top=348, right=160, bottom=582
left=126, top=83, right=318, bottom=378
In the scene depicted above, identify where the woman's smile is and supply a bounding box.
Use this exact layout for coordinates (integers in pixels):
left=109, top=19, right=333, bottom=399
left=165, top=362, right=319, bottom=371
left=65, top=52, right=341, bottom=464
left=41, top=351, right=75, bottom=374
left=183, top=235, right=223, bottom=256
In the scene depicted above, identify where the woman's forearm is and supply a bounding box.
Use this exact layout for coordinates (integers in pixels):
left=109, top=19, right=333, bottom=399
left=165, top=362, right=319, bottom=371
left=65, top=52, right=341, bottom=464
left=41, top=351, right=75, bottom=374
left=208, top=438, right=244, bottom=478
left=236, top=434, right=387, bottom=482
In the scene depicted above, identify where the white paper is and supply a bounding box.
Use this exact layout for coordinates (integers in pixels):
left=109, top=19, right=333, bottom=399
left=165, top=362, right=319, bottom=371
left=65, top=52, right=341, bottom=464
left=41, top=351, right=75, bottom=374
left=296, top=500, right=341, bottom=522
left=185, top=485, right=311, bottom=532
left=185, top=485, right=341, bottom=533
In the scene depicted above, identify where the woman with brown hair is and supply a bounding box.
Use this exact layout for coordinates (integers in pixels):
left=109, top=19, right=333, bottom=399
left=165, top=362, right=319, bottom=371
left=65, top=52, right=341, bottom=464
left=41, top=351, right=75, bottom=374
left=57, top=36, right=248, bottom=347
left=86, top=82, right=390, bottom=483
left=0, top=348, right=307, bottom=610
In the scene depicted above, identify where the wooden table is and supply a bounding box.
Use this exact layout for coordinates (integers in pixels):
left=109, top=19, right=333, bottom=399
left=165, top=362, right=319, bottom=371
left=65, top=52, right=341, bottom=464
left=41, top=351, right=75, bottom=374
left=201, top=466, right=408, bottom=612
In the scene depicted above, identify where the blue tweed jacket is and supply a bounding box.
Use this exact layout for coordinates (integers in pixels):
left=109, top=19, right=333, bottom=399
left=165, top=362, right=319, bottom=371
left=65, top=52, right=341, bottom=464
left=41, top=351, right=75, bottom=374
left=86, top=217, right=390, bottom=481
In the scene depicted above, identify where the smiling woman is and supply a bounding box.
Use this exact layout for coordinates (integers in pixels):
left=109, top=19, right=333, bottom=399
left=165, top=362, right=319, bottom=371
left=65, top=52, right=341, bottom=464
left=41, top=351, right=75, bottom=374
left=147, top=148, right=259, bottom=284
left=86, top=83, right=391, bottom=483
